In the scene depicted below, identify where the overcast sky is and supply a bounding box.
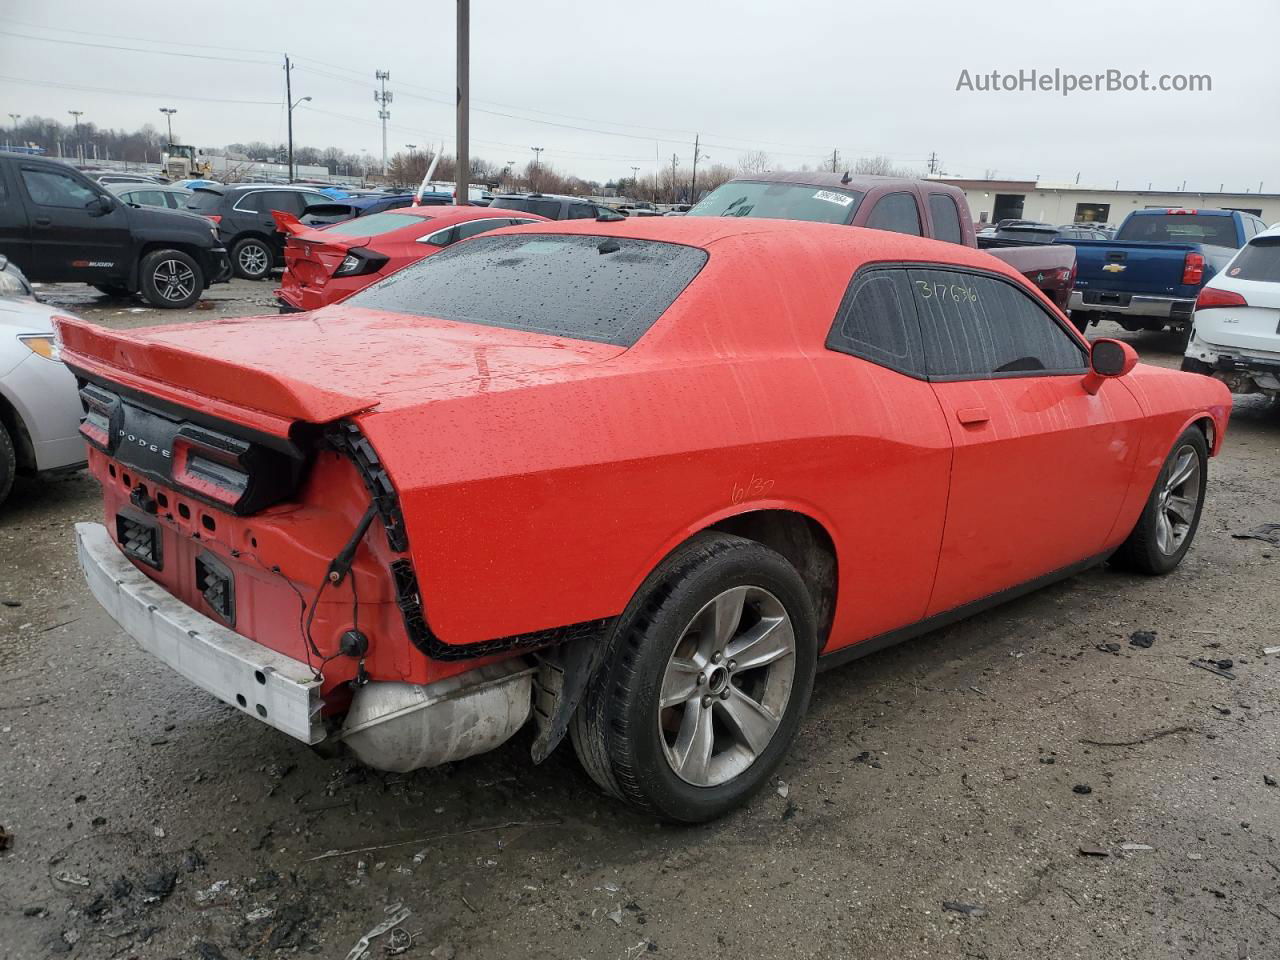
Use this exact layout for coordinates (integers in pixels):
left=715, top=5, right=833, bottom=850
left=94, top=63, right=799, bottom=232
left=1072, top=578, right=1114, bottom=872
left=2, top=0, right=1276, bottom=191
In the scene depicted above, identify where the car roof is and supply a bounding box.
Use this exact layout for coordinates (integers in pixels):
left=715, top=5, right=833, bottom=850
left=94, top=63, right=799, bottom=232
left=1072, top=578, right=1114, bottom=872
left=721, top=170, right=944, bottom=194
left=107, top=182, right=187, bottom=194
left=481, top=214, right=1024, bottom=278
left=1130, top=207, right=1234, bottom=216
left=222, top=183, right=333, bottom=193
left=1253, top=224, right=1280, bottom=241
left=493, top=193, right=592, bottom=204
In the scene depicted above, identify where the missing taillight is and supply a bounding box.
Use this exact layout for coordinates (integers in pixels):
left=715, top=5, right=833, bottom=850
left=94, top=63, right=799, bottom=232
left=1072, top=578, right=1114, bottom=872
left=116, top=512, right=162, bottom=569
left=195, top=552, right=235, bottom=625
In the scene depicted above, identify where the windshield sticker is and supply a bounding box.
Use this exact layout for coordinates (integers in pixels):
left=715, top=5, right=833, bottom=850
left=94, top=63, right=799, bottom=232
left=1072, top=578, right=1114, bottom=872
left=812, top=190, right=854, bottom=207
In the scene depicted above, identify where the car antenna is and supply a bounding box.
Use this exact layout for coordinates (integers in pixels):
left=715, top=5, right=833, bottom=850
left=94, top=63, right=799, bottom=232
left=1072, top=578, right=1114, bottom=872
left=840, top=171, right=852, bottom=185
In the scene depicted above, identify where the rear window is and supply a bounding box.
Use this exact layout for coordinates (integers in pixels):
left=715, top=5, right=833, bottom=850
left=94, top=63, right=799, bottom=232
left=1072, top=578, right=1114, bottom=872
left=1117, top=214, right=1240, bottom=247
left=184, top=189, right=223, bottom=212
left=490, top=197, right=563, bottom=219
left=345, top=234, right=708, bottom=346
left=688, top=181, right=864, bottom=225
left=1227, top=237, right=1280, bottom=282
left=322, top=212, right=426, bottom=237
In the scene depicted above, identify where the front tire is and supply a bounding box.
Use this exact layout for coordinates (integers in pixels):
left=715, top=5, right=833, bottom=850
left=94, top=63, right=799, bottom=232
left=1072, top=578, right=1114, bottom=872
left=0, top=420, right=15, bottom=506
left=231, top=238, right=273, bottom=280
left=138, top=250, right=203, bottom=309
left=571, top=533, right=817, bottom=822
left=1110, top=427, right=1209, bottom=575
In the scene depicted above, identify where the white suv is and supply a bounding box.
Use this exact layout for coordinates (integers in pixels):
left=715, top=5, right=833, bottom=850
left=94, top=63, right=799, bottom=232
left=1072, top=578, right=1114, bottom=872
left=1183, top=224, right=1280, bottom=398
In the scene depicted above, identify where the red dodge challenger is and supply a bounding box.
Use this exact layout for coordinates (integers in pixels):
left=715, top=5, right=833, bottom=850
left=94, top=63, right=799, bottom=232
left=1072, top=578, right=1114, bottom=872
left=59, top=217, right=1230, bottom=822
left=273, top=205, right=549, bottom=311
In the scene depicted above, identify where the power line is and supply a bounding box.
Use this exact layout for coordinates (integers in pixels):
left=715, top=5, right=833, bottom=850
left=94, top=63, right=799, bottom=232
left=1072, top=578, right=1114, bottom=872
left=0, top=74, right=280, bottom=106
left=0, top=29, right=277, bottom=65
left=2, top=17, right=283, bottom=55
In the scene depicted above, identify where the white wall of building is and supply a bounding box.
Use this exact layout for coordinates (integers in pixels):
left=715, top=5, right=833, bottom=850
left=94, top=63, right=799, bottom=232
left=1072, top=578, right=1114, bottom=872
left=955, top=184, right=1280, bottom=229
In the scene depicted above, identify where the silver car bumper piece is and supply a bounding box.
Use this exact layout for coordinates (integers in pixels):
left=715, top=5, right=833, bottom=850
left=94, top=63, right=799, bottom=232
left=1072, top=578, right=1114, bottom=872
left=1069, top=290, right=1194, bottom=319
left=76, top=521, right=325, bottom=744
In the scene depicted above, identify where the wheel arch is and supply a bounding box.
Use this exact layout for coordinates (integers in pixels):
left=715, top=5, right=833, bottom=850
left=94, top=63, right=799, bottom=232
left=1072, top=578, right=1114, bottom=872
left=0, top=385, right=36, bottom=473
left=630, top=503, right=840, bottom=650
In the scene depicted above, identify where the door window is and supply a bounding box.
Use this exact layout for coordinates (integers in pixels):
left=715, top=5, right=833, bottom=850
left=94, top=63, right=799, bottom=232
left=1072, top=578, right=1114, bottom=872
left=455, top=218, right=513, bottom=241
left=825, top=268, right=926, bottom=377
left=908, top=268, right=1087, bottom=379
left=21, top=167, right=100, bottom=208
left=125, top=189, right=168, bottom=208
left=927, top=194, right=963, bottom=244
left=866, top=192, right=922, bottom=236
left=565, top=203, right=596, bottom=219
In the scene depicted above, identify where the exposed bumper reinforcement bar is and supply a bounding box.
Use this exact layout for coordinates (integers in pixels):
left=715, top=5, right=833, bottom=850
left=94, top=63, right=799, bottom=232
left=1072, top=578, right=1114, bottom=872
left=75, top=521, right=325, bottom=744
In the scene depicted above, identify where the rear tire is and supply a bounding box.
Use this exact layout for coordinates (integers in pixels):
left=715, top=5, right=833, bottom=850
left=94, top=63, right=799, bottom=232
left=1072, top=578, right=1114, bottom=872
left=138, top=249, right=203, bottom=309
left=1070, top=310, right=1093, bottom=334
left=1110, top=427, right=1209, bottom=575
left=1180, top=356, right=1214, bottom=377
left=231, top=238, right=273, bottom=280
left=571, top=532, right=817, bottom=822
left=0, top=420, right=15, bottom=506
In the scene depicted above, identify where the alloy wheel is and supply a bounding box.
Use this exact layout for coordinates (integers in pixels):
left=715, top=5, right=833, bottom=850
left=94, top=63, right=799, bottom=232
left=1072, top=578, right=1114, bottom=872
left=153, top=259, right=196, bottom=303
left=238, top=243, right=268, bottom=276
left=657, top=585, right=796, bottom=787
left=1155, top=444, right=1201, bottom=555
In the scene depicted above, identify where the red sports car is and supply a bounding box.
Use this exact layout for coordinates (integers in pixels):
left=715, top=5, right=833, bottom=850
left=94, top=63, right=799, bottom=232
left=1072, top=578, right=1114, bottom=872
left=60, top=218, right=1230, bottom=822
left=273, top=205, right=549, bottom=311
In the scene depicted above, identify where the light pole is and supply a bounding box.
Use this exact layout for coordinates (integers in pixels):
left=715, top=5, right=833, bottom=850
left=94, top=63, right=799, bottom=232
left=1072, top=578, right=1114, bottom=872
left=455, top=1, right=469, bottom=204
left=7, top=113, right=18, bottom=148
left=159, top=107, right=177, bottom=143
left=630, top=165, right=640, bottom=197
left=530, top=146, right=543, bottom=192
left=287, top=95, right=311, bottom=181
left=68, top=110, right=83, bottom=162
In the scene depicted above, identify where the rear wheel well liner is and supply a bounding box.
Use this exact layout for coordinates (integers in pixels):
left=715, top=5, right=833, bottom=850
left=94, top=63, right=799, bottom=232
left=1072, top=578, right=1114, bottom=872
left=705, top=508, right=838, bottom=650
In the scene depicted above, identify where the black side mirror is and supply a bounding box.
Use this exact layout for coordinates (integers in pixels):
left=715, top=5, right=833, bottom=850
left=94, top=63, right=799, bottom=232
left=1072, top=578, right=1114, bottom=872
left=87, top=194, right=114, bottom=216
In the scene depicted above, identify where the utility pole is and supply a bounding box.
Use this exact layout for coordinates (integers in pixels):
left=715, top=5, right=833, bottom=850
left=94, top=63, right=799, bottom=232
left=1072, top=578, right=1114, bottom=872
left=68, top=110, right=83, bottom=162
left=530, top=146, right=543, bottom=191
left=927, top=151, right=939, bottom=175
left=284, top=55, right=294, bottom=180
left=159, top=107, right=177, bottom=143
left=671, top=153, right=678, bottom=204
left=455, top=0, right=469, bottom=205
left=375, top=70, right=392, bottom=175
left=631, top=165, right=639, bottom=194
left=690, top=134, right=701, bottom=204
left=829, top=148, right=839, bottom=173
left=8, top=113, right=19, bottom=149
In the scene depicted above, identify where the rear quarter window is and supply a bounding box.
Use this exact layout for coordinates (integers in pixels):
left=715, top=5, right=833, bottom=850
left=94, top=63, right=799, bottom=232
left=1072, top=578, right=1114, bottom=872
left=1227, top=238, right=1280, bottom=282
left=345, top=234, right=708, bottom=346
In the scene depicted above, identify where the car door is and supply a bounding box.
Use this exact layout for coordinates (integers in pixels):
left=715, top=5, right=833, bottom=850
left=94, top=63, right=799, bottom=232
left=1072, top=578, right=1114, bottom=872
left=909, top=267, right=1146, bottom=616
left=0, top=162, right=33, bottom=271
left=822, top=267, right=953, bottom=639
left=16, top=163, right=132, bottom=282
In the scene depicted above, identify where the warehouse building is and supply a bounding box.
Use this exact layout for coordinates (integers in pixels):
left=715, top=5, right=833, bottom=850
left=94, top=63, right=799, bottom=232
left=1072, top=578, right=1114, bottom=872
left=935, top=178, right=1280, bottom=230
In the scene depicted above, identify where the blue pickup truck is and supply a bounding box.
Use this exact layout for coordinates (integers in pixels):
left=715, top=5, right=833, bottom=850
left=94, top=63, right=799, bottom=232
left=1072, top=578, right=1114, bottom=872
left=1069, top=208, right=1269, bottom=338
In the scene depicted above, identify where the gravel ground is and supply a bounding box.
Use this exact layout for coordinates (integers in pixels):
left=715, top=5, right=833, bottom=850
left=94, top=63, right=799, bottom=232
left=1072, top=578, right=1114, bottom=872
left=1, top=280, right=1278, bottom=960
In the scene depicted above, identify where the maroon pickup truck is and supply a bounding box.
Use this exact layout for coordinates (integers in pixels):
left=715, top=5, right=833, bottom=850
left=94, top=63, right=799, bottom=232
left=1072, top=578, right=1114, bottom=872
left=688, top=172, right=1076, bottom=312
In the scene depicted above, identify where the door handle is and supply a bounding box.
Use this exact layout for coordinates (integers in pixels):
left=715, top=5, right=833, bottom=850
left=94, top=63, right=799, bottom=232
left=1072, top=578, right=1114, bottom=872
left=33, top=216, right=52, bottom=227
left=955, top=406, right=990, bottom=425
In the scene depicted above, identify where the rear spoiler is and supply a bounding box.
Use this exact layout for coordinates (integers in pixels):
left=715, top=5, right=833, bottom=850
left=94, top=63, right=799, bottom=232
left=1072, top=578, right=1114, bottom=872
left=271, top=210, right=308, bottom=236
left=54, top=316, right=378, bottom=438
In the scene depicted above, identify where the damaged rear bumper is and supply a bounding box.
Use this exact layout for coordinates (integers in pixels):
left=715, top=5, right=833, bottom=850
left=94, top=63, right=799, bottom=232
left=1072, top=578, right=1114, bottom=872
left=75, top=521, right=325, bottom=744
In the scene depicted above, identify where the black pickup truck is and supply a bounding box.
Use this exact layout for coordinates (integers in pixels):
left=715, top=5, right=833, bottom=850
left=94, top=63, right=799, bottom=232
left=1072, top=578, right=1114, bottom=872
left=0, top=152, right=230, bottom=308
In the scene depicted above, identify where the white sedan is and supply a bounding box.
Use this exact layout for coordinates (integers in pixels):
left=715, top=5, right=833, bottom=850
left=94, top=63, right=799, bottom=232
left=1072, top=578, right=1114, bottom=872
left=0, top=256, right=86, bottom=505
left=1183, top=224, right=1280, bottom=399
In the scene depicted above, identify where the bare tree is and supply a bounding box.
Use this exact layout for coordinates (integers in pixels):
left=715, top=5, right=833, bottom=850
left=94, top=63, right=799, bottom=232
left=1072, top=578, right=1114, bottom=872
left=737, top=150, right=772, bottom=175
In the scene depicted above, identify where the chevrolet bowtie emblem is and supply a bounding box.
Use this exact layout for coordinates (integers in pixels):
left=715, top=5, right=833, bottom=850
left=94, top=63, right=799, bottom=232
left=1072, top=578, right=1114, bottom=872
left=1102, top=263, right=1126, bottom=273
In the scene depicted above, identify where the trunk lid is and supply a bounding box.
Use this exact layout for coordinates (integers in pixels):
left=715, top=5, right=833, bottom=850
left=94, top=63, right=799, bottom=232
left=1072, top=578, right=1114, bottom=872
left=55, top=308, right=624, bottom=433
